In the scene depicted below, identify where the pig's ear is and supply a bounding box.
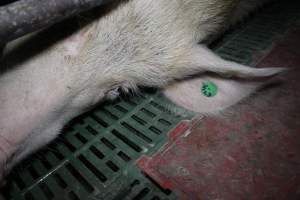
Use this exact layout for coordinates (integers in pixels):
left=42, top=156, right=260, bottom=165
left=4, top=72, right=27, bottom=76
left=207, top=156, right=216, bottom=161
left=163, top=75, right=266, bottom=115
left=188, top=45, right=287, bottom=79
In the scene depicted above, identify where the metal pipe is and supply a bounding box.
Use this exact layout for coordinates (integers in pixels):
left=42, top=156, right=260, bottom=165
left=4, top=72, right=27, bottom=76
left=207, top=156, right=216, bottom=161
left=0, top=0, right=113, bottom=44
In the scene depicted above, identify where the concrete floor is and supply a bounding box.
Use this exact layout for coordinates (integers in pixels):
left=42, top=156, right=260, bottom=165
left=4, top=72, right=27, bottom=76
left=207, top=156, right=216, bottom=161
left=137, top=24, right=300, bottom=200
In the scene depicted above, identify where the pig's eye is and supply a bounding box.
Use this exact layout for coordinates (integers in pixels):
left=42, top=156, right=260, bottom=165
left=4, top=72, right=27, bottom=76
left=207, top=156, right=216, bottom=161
left=202, top=81, right=218, bottom=97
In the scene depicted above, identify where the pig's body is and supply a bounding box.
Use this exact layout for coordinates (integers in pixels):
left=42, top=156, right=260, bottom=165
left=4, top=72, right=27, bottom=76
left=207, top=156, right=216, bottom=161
left=0, top=0, right=281, bottom=182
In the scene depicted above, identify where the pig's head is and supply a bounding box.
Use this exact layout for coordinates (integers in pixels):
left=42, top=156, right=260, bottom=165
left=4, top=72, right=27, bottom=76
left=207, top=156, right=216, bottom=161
left=0, top=26, right=113, bottom=184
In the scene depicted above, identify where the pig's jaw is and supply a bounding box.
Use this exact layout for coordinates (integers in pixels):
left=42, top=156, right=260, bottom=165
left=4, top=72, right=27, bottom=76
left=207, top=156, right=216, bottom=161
left=0, top=70, right=106, bottom=182
left=0, top=64, right=127, bottom=183
left=0, top=80, right=64, bottom=178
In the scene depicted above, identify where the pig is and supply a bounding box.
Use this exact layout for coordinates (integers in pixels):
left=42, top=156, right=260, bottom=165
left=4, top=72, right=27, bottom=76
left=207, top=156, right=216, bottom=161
left=0, top=0, right=284, bottom=183
left=163, top=0, right=276, bottom=115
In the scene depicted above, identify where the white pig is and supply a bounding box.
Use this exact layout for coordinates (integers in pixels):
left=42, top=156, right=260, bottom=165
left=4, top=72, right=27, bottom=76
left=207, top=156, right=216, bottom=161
left=163, top=0, right=276, bottom=115
left=0, top=0, right=283, bottom=182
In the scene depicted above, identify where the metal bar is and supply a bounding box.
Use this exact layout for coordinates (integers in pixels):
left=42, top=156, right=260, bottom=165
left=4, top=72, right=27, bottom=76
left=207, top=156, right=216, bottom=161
left=0, top=0, right=113, bottom=43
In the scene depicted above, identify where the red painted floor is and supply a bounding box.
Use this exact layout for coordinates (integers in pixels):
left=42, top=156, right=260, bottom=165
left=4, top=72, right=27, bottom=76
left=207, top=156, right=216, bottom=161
left=137, top=26, right=300, bottom=199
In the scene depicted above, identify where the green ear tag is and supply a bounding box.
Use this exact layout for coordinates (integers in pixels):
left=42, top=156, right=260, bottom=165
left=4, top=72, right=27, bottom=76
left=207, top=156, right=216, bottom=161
left=202, top=81, right=218, bottom=97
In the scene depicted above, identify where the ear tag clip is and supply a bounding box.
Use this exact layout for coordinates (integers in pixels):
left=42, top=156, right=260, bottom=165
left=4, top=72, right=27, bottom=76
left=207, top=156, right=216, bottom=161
left=202, top=81, right=218, bottom=97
